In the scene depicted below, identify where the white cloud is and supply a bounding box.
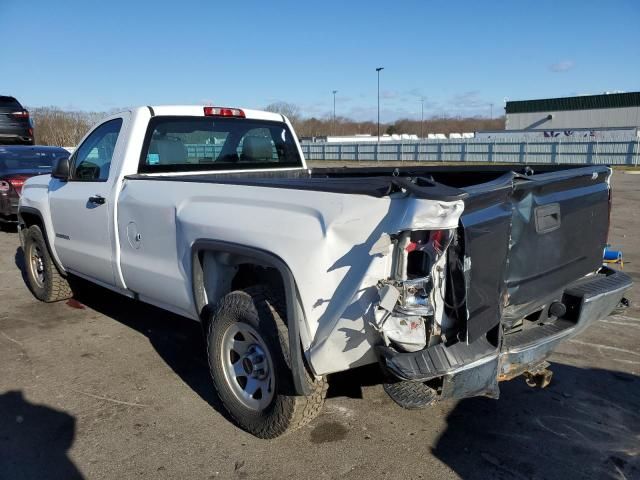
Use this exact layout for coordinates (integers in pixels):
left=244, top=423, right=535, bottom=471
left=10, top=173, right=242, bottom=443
left=549, top=60, right=575, bottom=72
left=450, top=91, right=486, bottom=109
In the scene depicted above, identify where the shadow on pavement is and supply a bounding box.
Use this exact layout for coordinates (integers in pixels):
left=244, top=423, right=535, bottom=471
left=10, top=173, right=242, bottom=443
left=0, top=390, right=83, bottom=480
left=326, top=364, right=386, bottom=399
left=65, top=278, right=237, bottom=422
left=67, top=278, right=381, bottom=407
left=14, top=246, right=29, bottom=287
left=0, top=222, right=18, bottom=233
left=432, top=363, right=640, bottom=480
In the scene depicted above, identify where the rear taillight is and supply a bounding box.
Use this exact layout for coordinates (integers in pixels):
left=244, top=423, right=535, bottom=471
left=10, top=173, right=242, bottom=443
left=403, top=229, right=454, bottom=278
left=203, top=106, right=245, bottom=118
left=430, top=230, right=444, bottom=250
left=11, top=110, right=29, bottom=119
left=0, top=175, right=29, bottom=195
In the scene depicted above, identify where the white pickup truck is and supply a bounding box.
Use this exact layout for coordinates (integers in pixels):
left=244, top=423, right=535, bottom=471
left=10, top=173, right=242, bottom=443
left=18, top=105, right=632, bottom=438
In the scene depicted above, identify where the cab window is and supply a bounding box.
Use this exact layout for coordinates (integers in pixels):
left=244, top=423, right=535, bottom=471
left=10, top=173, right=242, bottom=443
left=72, top=119, right=123, bottom=181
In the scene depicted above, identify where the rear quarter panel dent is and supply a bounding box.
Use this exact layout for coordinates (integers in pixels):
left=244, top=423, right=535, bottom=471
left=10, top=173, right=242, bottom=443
left=117, top=179, right=465, bottom=375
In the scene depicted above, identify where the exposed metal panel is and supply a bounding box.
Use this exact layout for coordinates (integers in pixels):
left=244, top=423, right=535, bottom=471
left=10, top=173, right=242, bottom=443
left=506, top=106, right=640, bottom=130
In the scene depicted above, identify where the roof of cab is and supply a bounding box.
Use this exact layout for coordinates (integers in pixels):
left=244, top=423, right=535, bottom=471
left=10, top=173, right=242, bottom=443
left=143, top=105, right=286, bottom=122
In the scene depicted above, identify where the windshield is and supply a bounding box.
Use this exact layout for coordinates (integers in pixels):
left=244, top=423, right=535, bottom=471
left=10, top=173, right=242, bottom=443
left=0, top=96, right=23, bottom=112
left=0, top=148, right=68, bottom=170
left=139, top=117, right=303, bottom=173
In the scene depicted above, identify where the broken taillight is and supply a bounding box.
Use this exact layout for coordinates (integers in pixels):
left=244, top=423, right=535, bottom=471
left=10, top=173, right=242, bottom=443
left=430, top=230, right=444, bottom=251
left=405, top=230, right=452, bottom=277
left=405, top=241, right=418, bottom=253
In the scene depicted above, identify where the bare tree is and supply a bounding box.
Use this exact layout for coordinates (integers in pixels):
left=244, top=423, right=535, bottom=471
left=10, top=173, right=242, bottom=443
left=294, top=115, right=505, bottom=138
left=264, top=102, right=301, bottom=125
left=30, top=107, right=105, bottom=146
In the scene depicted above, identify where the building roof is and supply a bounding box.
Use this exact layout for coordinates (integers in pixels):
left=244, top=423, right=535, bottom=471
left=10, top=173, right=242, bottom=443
left=506, top=92, right=640, bottom=114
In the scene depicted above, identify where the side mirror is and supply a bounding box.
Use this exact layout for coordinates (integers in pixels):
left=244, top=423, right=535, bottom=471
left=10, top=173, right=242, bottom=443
left=52, top=156, right=71, bottom=181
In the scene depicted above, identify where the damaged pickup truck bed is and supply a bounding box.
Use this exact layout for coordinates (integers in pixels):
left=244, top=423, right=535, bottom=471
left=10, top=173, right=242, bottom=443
left=18, top=105, right=632, bottom=438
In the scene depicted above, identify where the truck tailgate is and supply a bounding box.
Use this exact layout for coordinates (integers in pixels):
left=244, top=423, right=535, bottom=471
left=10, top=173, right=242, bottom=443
left=460, top=166, right=611, bottom=342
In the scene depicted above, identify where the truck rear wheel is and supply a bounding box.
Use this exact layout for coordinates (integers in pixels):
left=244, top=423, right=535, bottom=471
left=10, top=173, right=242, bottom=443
left=206, top=286, right=327, bottom=438
left=23, top=225, right=72, bottom=302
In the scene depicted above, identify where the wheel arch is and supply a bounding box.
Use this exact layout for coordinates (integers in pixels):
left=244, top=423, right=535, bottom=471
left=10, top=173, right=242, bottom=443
left=191, top=239, right=312, bottom=395
left=18, top=206, right=65, bottom=273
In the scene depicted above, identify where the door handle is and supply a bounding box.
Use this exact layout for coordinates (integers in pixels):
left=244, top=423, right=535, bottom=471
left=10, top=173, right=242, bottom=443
left=88, top=195, right=106, bottom=205
left=535, top=203, right=561, bottom=233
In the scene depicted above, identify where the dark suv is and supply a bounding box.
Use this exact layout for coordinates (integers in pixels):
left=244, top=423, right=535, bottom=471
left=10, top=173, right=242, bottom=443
left=0, top=96, right=33, bottom=145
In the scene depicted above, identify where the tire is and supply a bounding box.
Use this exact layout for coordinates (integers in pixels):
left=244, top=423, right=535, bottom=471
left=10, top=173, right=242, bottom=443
left=206, top=286, right=327, bottom=438
left=23, top=225, right=72, bottom=302
left=383, top=380, right=437, bottom=409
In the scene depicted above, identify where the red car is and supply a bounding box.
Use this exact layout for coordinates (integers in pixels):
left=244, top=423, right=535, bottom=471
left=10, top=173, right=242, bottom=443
left=0, top=145, right=70, bottom=224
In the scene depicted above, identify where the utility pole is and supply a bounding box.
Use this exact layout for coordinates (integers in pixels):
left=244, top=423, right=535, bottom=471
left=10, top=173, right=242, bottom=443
left=332, top=90, right=337, bottom=137
left=376, top=67, right=384, bottom=142
left=490, top=102, right=494, bottom=120
left=420, top=97, right=425, bottom=139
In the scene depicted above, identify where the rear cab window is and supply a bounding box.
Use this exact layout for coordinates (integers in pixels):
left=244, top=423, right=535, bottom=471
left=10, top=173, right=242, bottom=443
left=0, top=97, right=26, bottom=123
left=138, top=117, right=303, bottom=173
left=0, top=96, right=23, bottom=111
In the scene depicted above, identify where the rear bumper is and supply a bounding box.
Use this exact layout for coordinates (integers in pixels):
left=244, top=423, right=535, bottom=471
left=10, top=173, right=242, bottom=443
left=0, top=132, right=33, bottom=145
left=378, top=267, right=632, bottom=397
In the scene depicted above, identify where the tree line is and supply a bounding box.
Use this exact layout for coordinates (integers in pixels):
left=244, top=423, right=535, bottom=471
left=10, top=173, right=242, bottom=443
left=265, top=102, right=505, bottom=138
left=29, top=103, right=505, bottom=146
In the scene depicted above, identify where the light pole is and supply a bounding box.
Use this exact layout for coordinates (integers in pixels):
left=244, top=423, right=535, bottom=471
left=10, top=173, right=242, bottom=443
left=332, top=90, right=337, bottom=137
left=376, top=67, right=384, bottom=142
left=420, top=97, right=425, bottom=139
left=490, top=102, right=494, bottom=120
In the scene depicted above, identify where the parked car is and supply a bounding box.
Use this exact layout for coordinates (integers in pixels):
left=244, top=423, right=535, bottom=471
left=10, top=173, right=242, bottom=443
left=0, top=96, right=34, bottom=145
left=0, top=146, right=69, bottom=223
left=17, top=105, right=632, bottom=438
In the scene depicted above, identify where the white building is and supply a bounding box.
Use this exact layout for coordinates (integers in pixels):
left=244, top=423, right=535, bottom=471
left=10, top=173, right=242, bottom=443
left=323, top=134, right=419, bottom=143
left=505, top=92, right=640, bottom=131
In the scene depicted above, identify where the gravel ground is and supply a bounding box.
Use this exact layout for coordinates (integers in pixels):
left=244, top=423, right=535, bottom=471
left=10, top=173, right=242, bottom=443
left=0, top=170, right=638, bottom=480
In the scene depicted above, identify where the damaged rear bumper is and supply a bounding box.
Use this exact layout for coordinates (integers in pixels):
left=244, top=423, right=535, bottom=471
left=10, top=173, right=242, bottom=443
left=377, top=267, right=632, bottom=399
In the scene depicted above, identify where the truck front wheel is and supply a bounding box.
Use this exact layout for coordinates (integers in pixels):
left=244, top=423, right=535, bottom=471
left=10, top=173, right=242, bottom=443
left=22, top=225, right=72, bottom=302
left=206, top=286, right=327, bottom=438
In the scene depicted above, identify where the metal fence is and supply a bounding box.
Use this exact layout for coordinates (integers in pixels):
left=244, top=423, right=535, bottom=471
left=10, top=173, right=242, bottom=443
left=300, top=138, right=640, bottom=165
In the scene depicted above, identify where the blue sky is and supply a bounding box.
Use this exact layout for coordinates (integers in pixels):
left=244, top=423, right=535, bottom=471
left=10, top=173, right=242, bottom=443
left=1, top=0, right=638, bottom=121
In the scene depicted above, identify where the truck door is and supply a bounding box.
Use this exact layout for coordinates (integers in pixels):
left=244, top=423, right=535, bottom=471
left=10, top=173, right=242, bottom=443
left=48, top=118, right=124, bottom=287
